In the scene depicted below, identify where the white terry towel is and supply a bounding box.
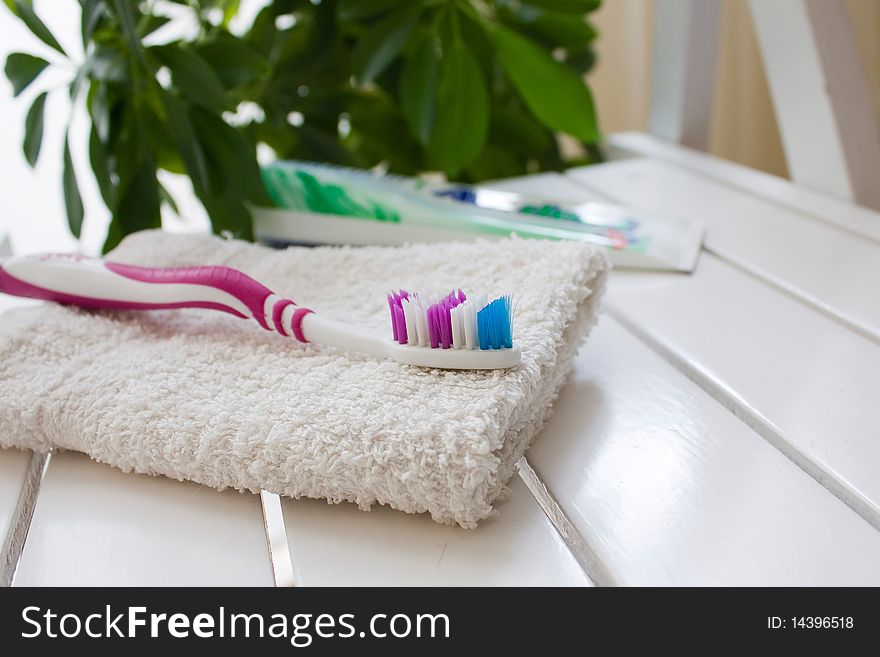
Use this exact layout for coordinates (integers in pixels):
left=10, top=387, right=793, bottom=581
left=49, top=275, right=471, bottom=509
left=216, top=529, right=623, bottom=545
left=0, top=230, right=608, bottom=527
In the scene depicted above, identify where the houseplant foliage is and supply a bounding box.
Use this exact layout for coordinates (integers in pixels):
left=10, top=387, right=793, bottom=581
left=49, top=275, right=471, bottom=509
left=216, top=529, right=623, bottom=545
left=4, top=0, right=601, bottom=251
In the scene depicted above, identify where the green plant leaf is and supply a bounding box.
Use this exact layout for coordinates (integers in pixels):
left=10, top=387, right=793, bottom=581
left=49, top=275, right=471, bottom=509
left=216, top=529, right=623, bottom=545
left=521, top=0, right=601, bottom=13
left=491, top=25, right=598, bottom=142
left=296, top=122, right=360, bottom=166
left=151, top=44, right=230, bottom=112
left=103, top=218, right=124, bottom=254
left=196, top=35, right=268, bottom=88
left=492, top=104, right=554, bottom=156
left=566, top=45, right=595, bottom=73
left=503, top=4, right=598, bottom=50
left=244, top=5, right=279, bottom=57
left=399, top=33, right=437, bottom=144
left=180, top=105, right=265, bottom=239
left=427, top=40, right=488, bottom=175
left=80, top=0, right=105, bottom=46
left=89, top=125, right=115, bottom=207
left=339, top=0, right=406, bottom=21
left=158, top=182, right=180, bottom=216
left=221, top=0, right=241, bottom=27
left=22, top=90, right=46, bottom=167
left=111, top=0, right=142, bottom=56
left=5, top=0, right=67, bottom=55
left=105, top=127, right=161, bottom=252
left=139, top=13, right=172, bottom=38
left=86, top=79, right=113, bottom=143
left=352, top=4, right=422, bottom=84
left=160, top=93, right=212, bottom=196
left=4, top=52, right=48, bottom=96
left=115, top=161, right=161, bottom=237
left=189, top=106, right=267, bottom=205
left=63, top=130, right=85, bottom=238
left=85, top=44, right=127, bottom=82
left=465, top=142, right=528, bottom=181
left=304, top=0, right=337, bottom=60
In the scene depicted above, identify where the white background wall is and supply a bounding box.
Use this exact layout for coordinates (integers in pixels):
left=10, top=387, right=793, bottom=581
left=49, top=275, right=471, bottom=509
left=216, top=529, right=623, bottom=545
left=0, top=2, right=218, bottom=256
left=0, top=3, right=87, bottom=254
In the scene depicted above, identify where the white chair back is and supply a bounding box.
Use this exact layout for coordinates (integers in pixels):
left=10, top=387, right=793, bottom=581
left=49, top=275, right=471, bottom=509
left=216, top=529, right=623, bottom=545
left=649, top=0, right=880, bottom=210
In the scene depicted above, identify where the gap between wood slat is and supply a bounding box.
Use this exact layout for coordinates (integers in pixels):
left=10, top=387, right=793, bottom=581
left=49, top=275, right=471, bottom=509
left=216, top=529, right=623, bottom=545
left=606, top=305, right=880, bottom=533
left=557, top=164, right=880, bottom=527
left=260, top=490, right=297, bottom=587
left=704, top=243, right=880, bottom=346
left=558, top=168, right=880, bottom=346
left=1, top=451, right=50, bottom=587
left=516, top=456, right=612, bottom=586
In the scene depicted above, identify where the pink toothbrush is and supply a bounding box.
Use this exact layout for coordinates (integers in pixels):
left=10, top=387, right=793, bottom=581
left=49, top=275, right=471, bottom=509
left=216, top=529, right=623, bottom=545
left=0, top=253, right=520, bottom=370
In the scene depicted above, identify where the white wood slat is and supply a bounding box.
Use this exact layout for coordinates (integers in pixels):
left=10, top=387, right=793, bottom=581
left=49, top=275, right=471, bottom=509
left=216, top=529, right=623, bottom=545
left=527, top=318, right=880, bottom=585
left=260, top=491, right=297, bottom=587
left=649, top=0, right=722, bottom=150
left=0, top=449, right=31, bottom=554
left=608, top=131, right=880, bottom=244
left=565, top=158, right=880, bottom=340
left=0, top=452, right=46, bottom=587
left=280, top=476, right=592, bottom=587
left=1, top=288, right=42, bottom=584
left=603, top=255, right=880, bottom=530
left=748, top=0, right=880, bottom=210
left=14, top=451, right=273, bottom=586
left=525, top=165, right=880, bottom=527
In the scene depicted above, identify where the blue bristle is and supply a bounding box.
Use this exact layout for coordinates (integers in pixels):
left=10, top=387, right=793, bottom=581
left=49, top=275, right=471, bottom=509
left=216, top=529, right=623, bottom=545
left=477, top=296, right=513, bottom=350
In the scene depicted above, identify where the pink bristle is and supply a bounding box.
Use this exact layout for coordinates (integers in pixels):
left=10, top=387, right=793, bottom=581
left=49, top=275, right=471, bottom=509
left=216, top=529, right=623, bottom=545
left=387, top=293, right=399, bottom=342
left=424, top=291, right=461, bottom=349
left=388, top=290, right=411, bottom=343
left=428, top=305, right=440, bottom=348
left=394, top=304, right=407, bottom=344
left=439, top=298, right=452, bottom=348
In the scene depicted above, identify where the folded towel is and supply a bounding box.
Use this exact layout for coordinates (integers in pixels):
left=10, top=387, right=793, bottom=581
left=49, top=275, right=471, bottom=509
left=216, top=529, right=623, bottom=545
left=0, top=230, right=607, bottom=527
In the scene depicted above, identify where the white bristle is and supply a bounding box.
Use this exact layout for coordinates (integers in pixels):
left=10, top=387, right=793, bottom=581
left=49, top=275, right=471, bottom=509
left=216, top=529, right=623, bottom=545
left=462, top=299, right=475, bottom=350
left=415, top=299, right=428, bottom=347
left=459, top=301, right=467, bottom=350
left=402, top=299, right=417, bottom=346
left=451, top=305, right=461, bottom=349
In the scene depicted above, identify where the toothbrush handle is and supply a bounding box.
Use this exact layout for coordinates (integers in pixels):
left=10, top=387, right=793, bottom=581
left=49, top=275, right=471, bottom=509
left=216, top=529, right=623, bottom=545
left=0, top=254, right=314, bottom=342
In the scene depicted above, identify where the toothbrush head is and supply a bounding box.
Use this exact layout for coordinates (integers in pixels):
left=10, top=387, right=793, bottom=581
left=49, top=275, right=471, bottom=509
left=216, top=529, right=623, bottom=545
left=385, top=289, right=521, bottom=370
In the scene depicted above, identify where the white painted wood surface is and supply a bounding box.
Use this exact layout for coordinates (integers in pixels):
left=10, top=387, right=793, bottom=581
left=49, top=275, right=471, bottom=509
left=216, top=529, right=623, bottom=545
left=748, top=0, right=880, bottom=210
left=649, top=0, right=722, bottom=150
left=14, top=452, right=272, bottom=586
left=281, top=476, right=591, bottom=587
left=608, top=255, right=880, bottom=529
left=493, top=165, right=880, bottom=530
left=565, top=158, right=880, bottom=342
left=0, top=450, right=31, bottom=556
left=608, top=131, right=880, bottom=244
left=528, top=319, right=880, bottom=585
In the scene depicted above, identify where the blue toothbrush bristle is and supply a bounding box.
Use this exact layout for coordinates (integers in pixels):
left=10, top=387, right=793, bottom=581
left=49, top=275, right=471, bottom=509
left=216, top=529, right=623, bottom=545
left=387, top=290, right=513, bottom=351
left=477, top=296, right=513, bottom=350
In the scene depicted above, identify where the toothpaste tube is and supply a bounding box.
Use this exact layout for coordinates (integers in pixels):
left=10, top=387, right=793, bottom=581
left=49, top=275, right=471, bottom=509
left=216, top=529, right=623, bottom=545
left=256, top=161, right=705, bottom=271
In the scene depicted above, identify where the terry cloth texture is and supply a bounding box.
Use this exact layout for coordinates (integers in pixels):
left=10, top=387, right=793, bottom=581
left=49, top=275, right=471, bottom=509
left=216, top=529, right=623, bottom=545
left=0, top=231, right=608, bottom=527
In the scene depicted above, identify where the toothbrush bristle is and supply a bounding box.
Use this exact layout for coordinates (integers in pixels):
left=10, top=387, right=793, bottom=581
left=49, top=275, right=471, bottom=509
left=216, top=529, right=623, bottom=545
left=386, top=289, right=513, bottom=350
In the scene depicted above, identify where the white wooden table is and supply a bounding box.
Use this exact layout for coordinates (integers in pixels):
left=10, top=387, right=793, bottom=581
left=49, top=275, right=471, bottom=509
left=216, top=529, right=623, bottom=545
left=3, top=132, right=880, bottom=586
